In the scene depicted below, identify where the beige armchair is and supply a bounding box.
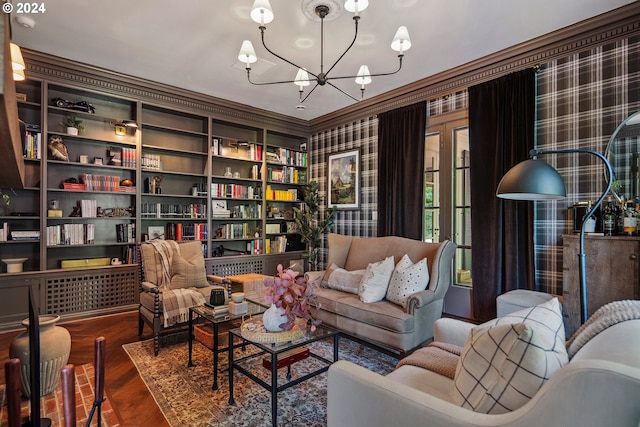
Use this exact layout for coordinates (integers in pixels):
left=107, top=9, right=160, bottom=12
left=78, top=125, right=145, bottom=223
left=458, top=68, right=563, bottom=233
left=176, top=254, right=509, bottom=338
left=138, top=240, right=229, bottom=355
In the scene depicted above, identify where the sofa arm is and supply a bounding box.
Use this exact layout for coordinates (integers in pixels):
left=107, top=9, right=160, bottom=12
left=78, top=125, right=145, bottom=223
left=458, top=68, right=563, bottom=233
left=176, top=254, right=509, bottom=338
left=433, top=318, right=475, bottom=347
left=328, top=360, right=482, bottom=427
left=305, top=270, right=325, bottom=285
left=141, top=281, right=160, bottom=293
left=406, top=288, right=437, bottom=314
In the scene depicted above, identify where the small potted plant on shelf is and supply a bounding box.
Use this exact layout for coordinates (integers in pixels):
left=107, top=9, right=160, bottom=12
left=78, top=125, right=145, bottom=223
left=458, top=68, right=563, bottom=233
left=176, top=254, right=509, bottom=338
left=61, top=115, right=84, bottom=135
left=0, top=190, right=11, bottom=216
left=293, top=181, right=338, bottom=271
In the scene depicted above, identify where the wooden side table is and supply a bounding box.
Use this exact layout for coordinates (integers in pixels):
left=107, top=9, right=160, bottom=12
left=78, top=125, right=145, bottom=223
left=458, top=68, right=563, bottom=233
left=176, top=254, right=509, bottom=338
left=226, top=273, right=270, bottom=303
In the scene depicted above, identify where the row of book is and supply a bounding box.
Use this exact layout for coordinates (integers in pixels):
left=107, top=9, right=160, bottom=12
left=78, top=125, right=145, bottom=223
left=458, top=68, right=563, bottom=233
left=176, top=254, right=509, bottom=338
left=246, top=238, right=263, bottom=254
left=115, top=223, right=136, bottom=243
left=266, top=148, right=307, bottom=167
left=214, top=222, right=254, bottom=240
left=80, top=199, right=98, bottom=217
left=111, top=146, right=137, bottom=168
left=47, top=223, right=95, bottom=245
left=121, top=244, right=138, bottom=264
left=164, top=222, right=208, bottom=241
left=265, top=186, right=298, bottom=201
left=140, top=203, right=207, bottom=218
left=23, top=129, right=42, bottom=160
left=265, top=235, right=288, bottom=254
left=212, top=138, right=262, bottom=161
left=267, top=166, right=306, bottom=184
left=81, top=174, right=121, bottom=192
left=211, top=183, right=261, bottom=199
left=141, top=153, right=162, bottom=171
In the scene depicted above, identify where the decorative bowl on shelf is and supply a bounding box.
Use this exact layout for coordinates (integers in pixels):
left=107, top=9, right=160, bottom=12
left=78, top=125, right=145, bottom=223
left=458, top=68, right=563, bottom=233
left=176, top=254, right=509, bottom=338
left=2, top=258, right=28, bottom=273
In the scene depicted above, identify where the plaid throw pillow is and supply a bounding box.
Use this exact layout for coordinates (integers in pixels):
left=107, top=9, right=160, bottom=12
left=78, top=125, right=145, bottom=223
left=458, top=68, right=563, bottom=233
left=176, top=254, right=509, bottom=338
left=453, top=298, right=568, bottom=414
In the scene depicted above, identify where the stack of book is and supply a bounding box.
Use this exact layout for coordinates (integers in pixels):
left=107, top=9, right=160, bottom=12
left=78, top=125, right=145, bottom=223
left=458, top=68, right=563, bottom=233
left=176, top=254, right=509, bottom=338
left=10, top=230, right=40, bottom=241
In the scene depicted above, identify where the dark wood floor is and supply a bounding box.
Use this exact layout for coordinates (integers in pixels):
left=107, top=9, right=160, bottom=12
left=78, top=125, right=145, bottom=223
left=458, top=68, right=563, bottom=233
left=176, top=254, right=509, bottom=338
left=0, top=311, right=169, bottom=427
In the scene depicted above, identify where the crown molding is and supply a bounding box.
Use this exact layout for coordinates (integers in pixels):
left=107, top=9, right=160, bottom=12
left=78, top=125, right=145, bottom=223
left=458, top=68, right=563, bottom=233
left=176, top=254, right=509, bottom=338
left=309, top=2, right=640, bottom=132
left=23, top=49, right=311, bottom=137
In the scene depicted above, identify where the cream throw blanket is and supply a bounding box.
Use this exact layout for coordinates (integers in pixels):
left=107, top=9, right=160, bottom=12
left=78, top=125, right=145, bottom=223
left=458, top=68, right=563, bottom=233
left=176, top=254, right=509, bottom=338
left=149, top=240, right=205, bottom=328
left=566, top=299, right=640, bottom=358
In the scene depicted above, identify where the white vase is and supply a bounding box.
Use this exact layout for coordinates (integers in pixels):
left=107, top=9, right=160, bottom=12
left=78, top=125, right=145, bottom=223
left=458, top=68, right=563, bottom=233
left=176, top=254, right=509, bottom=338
left=66, top=127, right=78, bottom=135
left=262, top=304, right=288, bottom=332
left=9, top=315, right=71, bottom=397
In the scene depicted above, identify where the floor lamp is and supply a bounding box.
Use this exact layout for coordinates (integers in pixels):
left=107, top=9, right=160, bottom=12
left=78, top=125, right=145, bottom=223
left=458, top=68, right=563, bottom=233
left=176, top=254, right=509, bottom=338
left=496, top=148, right=613, bottom=324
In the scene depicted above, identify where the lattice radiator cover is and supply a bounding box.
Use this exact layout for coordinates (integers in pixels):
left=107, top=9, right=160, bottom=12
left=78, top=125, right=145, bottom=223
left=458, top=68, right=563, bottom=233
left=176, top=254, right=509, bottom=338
left=46, top=268, right=138, bottom=314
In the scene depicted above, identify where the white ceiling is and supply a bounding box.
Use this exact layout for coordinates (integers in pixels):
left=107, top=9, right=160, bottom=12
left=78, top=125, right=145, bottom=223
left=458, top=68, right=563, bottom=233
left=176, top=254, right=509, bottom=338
left=10, top=0, right=636, bottom=121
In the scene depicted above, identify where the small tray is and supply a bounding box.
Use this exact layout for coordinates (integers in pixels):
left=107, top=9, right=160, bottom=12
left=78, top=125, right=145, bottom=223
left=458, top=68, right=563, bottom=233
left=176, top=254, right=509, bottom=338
left=240, top=318, right=306, bottom=344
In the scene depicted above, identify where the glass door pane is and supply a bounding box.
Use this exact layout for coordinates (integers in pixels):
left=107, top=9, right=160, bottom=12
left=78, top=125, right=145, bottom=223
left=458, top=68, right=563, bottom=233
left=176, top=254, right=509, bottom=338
left=424, top=133, right=440, bottom=243
left=453, top=127, right=471, bottom=286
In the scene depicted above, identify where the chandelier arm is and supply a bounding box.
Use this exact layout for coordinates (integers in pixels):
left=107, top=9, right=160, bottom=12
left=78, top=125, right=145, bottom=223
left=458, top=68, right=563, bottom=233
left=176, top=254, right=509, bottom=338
left=259, top=26, right=320, bottom=79
left=324, top=16, right=360, bottom=77
left=247, top=69, right=316, bottom=86
left=328, top=55, right=404, bottom=81
left=326, top=81, right=359, bottom=102
left=300, top=83, right=321, bottom=103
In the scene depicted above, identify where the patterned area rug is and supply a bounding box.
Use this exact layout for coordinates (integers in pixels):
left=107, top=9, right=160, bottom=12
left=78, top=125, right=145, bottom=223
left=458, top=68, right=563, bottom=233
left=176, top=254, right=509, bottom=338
left=123, top=334, right=397, bottom=426
left=0, top=363, right=119, bottom=427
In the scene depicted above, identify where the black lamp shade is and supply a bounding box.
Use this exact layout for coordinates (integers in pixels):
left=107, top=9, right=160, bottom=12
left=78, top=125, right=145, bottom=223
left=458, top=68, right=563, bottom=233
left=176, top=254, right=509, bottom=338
left=496, top=158, right=567, bottom=200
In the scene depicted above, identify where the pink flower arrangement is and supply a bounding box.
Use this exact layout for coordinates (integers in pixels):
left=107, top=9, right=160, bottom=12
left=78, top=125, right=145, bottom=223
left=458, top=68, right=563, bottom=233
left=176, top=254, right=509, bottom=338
left=264, top=264, right=322, bottom=331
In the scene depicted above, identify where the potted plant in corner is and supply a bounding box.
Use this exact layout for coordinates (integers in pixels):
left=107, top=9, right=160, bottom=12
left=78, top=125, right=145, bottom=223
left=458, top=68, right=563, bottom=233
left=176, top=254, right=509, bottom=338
left=61, top=115, right=84, bottom=135
left=293, top=181, right=337, bottom=271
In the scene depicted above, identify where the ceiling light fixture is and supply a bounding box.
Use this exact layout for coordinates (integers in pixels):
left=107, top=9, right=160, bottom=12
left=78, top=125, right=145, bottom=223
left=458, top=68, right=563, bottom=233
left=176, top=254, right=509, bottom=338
left=238, top=0, right=411, bottom=104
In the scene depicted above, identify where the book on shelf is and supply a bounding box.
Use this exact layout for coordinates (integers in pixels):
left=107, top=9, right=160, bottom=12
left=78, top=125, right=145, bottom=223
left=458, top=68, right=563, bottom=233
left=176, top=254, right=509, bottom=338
left=23, top=128, right=42, bottom=160
left=46, top=224, right=94, bottom=245
left=115, top=223, right=135, bottom=243
left=213, top=138, right=262, bottom=161
left=10, top=230, right=40, bottom=240
left=80, top=199, right=97, bottom=218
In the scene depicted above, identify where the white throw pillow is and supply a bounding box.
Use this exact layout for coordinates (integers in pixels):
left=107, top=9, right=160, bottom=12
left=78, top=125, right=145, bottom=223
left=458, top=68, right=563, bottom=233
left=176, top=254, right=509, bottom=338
left=453, top=298, right=568, bottom=414
left=326, top=265, right=366, bottom=294
left=385, top=254, right=429, bottom=308
left=358, top=256, right=395, bottom=303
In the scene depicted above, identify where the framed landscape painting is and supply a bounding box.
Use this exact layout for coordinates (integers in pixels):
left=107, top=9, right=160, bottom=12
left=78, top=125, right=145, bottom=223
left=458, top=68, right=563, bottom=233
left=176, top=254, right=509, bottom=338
left=328, top=149, right=360, bottom=209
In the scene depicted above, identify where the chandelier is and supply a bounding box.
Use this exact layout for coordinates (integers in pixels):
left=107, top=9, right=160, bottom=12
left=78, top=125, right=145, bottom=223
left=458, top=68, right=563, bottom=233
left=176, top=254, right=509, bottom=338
left=237, top=0, right=411, bottom=105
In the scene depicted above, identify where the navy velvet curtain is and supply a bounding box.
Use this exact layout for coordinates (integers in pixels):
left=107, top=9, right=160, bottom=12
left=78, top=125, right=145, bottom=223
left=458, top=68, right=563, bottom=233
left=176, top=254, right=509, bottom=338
left=469, top=69, right=536, bottom=322
left=377, top=102, right=426, bottom=239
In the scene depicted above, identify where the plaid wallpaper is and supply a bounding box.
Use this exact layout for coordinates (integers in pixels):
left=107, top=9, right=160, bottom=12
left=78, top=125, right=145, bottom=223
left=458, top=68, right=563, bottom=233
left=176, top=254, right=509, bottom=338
left=535, top=34, right=640, bottom=295
left=309, top=118, right=379, bottom=268
left=310, top=35, right=639, bottom=292
left=310, top=93, right=468, bottom=269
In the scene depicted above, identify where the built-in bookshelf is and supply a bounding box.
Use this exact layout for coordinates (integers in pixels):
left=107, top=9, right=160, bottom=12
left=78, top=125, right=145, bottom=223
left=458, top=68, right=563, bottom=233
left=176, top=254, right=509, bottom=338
left=0, top=80, right=309, bottom=275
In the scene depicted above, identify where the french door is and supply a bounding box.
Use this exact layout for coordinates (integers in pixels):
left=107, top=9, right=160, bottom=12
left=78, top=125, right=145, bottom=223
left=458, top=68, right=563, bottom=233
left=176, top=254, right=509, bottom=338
left=425, top=111, right=471, bottom=317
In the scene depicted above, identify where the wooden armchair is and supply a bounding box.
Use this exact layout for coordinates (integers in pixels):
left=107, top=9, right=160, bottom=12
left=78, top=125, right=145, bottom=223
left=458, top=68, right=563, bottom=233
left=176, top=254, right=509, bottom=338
left=138, top=240, right=229, bottom=355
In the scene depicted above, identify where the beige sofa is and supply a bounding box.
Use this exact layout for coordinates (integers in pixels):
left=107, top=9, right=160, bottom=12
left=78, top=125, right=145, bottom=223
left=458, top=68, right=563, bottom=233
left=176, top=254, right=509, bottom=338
left=327, top=306, right=640, bottom=427
left=306, top=234, right=456, bottom=356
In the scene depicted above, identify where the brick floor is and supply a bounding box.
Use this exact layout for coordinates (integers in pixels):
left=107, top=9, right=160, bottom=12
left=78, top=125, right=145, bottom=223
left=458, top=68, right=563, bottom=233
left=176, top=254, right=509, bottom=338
left=0, top=363, right=119, bottom=427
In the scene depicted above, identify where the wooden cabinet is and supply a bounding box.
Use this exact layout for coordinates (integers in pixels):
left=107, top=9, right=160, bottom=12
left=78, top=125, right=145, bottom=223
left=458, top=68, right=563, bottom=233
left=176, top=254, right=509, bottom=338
left=562, top=234, right=640, bottom=335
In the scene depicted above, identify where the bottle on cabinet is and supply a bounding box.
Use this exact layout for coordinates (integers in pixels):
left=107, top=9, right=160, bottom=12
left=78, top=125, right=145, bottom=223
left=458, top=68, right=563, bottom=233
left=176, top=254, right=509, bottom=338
left=623, top=199, right=638, bottom=236
left=603, top=197, right=616, bottom=236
